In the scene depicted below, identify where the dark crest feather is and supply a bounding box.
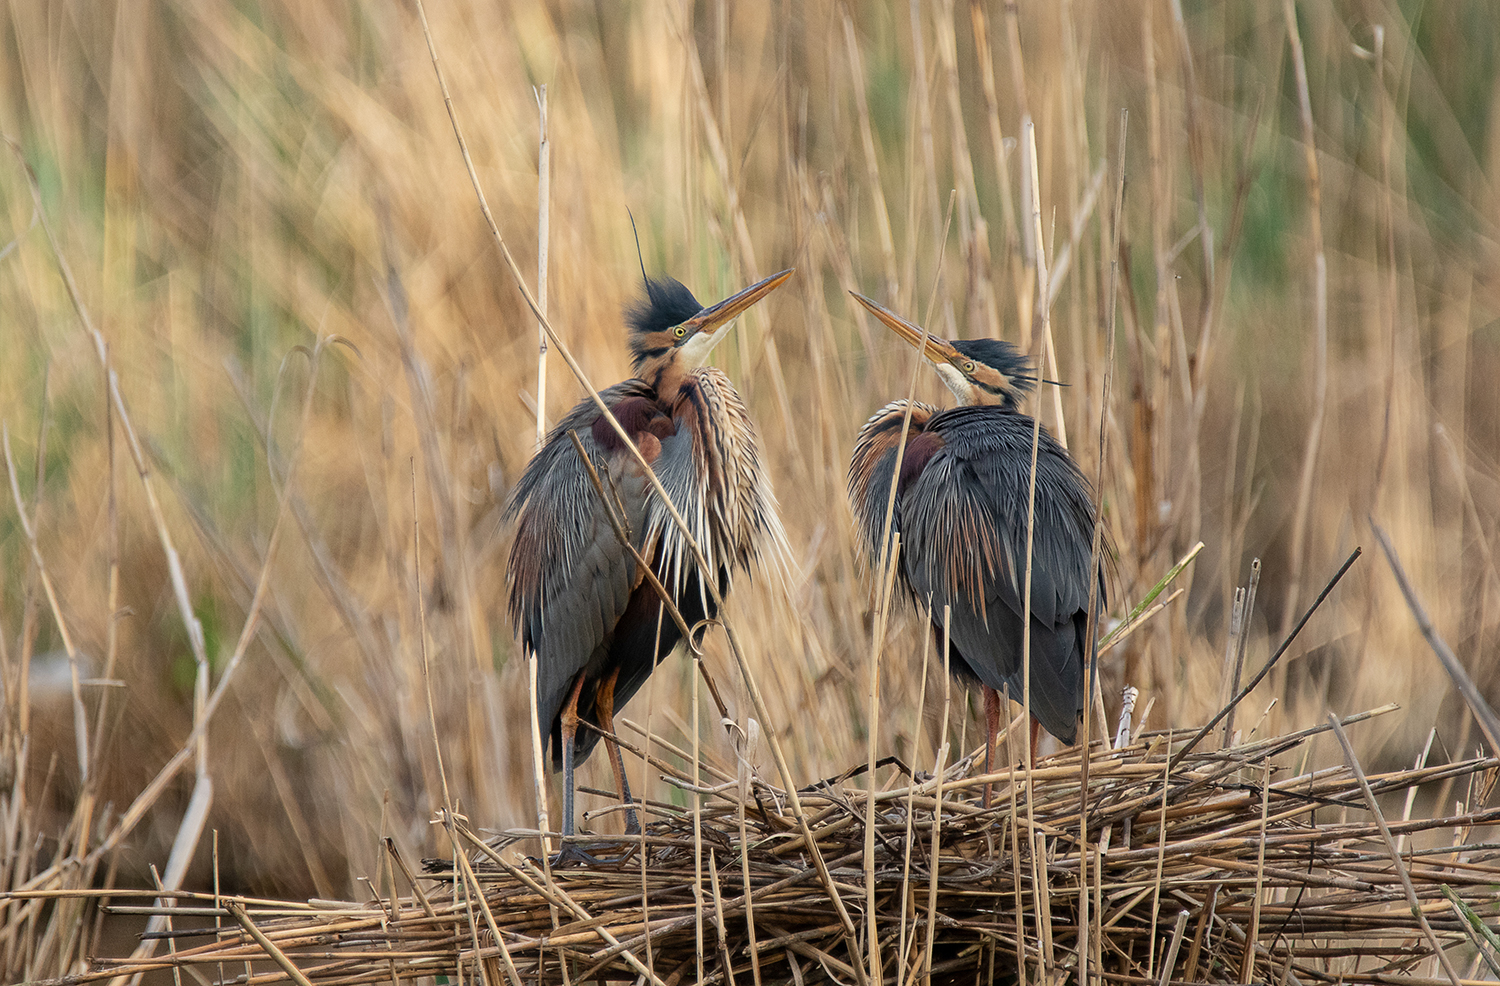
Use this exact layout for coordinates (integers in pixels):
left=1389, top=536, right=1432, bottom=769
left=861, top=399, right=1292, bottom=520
left=627, top=276, right=703, bottom=369
left=951, top=338, right=1037, bottom=395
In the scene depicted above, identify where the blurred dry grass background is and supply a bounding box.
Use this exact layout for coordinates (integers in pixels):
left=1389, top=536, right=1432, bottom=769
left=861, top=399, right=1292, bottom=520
left=1, top=0, right=1497, bottom=944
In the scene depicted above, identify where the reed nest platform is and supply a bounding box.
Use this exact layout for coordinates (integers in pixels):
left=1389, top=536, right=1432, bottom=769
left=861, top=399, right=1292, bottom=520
left=40, top=708, right=1500, bottom=986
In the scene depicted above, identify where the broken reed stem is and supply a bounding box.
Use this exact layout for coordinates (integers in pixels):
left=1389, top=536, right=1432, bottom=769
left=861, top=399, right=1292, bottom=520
left=1156, top=909, right=1189, bottom=986
left=442, top=814, right=524, bottom=986
left=1327, top=714, right=1464, bottom=986
left=1239, top=761, right=1270, bottom=984
left=1221, top=558, right=1261, bottom=745
left=224, top=903, right=315, bottom=986
left=1171, top=547, right=1360, bottom=770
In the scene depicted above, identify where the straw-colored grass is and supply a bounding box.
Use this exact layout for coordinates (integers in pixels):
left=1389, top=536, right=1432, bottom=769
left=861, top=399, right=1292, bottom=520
left=2, top=0, right=1499, bottom=983
left=29, top=711, right=1500, bottom=986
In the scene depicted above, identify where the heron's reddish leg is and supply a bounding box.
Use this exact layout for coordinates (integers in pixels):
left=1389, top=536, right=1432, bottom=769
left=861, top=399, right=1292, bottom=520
left=595, top=666, right=641, bottom=835
left=557, top=673, right=588, bottom=839
left=982, top=686, right=1002, bottom=809
left=1029, top=715, right=1042, bottom=761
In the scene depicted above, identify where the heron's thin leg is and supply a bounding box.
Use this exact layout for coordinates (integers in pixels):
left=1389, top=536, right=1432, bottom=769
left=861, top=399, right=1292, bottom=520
left=595, top=666, right=641, bottom=835
left=1029, top=716, right=1042, bottom=761
left=982, top=686, right=1002, bottom=809
left=549, top=674, right=611, bottom=867
left=558, top=674, right=588, bottom=839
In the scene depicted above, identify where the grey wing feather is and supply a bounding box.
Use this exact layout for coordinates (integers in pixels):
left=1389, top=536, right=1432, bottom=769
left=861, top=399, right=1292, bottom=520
left=506, top=382, right=653, bottom=747
left=898, top=409, right=1103, bottom=741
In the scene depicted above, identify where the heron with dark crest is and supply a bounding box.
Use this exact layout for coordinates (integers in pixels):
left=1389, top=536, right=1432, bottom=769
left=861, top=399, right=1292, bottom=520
left=507, top=267, right=793, bottom=863
left=847, top=291, right=1106, bottom=773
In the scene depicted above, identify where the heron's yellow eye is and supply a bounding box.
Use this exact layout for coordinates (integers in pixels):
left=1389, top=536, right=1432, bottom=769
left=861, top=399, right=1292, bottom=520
left=962, top=360, right=976, bottom=374
left=674, top=325, right=687, bottom=338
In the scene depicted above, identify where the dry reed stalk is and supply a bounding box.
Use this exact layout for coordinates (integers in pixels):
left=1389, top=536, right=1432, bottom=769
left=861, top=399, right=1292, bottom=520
left=692, top=626, right=707, bottom=986
left=1072, top=96, right=1119, bottom=967
left=841, top=6, right=899, bottom=305
left=42, top=710, right=1500, bottom=986
left=862, top=535, right=901, bottom=985
left=906, top=1, right=945, bottom=319
left=535, top=83, right=549, bottom=450
left=673, top=5, right=799, bottom=457
left=5, top=140, right=357, bottom=980
left=1371, top=522, right=1500, bottom=754
left=1, top=431, right=88, bottom=784
left=1001, top=1, right=1033, bottom=277
left=1278, top=0, right=1330, bottom=650
left=893, top=619, right=931, bottom=986
left=1219, top=558, right=1260, bottom=747
left=933, top=0, right=995, bottom=342
left=967, top=0, right=1019, bottom=261
left=1328, top=715, right=1464, bottom=986
left=927, top=608, right=952, bottom=985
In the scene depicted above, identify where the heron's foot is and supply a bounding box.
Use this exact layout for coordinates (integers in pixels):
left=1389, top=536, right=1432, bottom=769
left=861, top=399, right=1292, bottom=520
left=545, top=842, right=609, bottom=868
left=623, top=806, right=642, bottom=836
left=540, top=837, right=640, bottom=869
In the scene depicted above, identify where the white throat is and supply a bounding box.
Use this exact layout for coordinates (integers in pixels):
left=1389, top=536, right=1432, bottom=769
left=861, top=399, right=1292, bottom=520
left=932, top=363, right=974, bottom=405
left=678, top=324, right=730, bottom=368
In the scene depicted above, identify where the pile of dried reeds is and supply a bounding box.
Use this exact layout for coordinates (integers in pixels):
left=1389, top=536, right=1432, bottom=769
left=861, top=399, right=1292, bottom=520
left=34, top=705, right=1500, bottom=986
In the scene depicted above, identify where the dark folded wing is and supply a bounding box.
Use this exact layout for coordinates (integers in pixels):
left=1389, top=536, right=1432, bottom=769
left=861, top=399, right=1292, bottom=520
left=505, top=382, right=655, bottom=749
left=893, top=407, right=1104, bottom=741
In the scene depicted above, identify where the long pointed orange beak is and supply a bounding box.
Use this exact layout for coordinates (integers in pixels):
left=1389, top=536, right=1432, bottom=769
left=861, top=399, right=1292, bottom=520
left=680, top=268, right=795, bottom=336
left=849, top=291, right=963, bottom=363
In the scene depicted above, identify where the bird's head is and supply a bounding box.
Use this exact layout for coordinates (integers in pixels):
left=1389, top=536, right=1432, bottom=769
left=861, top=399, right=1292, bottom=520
left=850, top=292, right=1035, bottom=410
left=627, top=269, right=794, bottom=379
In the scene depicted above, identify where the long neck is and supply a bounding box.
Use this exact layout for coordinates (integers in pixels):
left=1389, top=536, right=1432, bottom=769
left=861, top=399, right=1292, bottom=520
left=965, top=388, right=1011, bottom=408
left=935, top=365, right=992, bottom=407
left=638, top=351, right=692, bottom=402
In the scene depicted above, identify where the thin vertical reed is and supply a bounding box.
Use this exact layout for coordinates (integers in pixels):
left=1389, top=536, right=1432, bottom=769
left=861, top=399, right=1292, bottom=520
left=842, top=7, right=900, bottom=303
left=1278, top=0, right=1329, bottom=645
left=535, top=84, right=549, bottom=450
